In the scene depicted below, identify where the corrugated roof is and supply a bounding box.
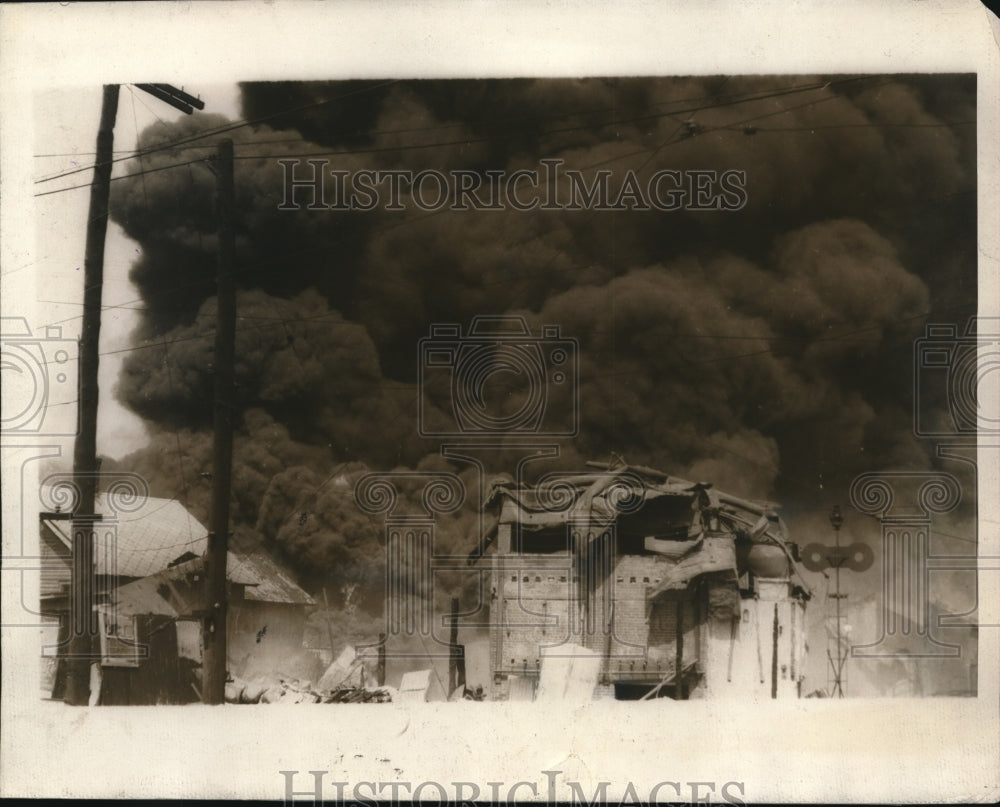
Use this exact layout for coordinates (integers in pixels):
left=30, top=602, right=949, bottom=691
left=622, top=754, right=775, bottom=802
left=40, top=485, right=315, bottom=607
left=230, top=532, right=316, bottom=605
left=112, top=550, right=311, bottom=617
left=40, top=486, right=207, bottom=579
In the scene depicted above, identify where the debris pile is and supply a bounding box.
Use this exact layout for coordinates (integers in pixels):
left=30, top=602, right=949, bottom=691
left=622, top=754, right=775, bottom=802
left=224, top=675, right=393, bottom=704
left=322, top=686, right=393, bottom=704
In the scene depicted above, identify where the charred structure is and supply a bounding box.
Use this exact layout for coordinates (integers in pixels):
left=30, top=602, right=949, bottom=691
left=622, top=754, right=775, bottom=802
left=484, top=463, right=811, bottom=700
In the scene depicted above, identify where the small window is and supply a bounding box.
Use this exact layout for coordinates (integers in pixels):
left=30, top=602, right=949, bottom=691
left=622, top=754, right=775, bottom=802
left=98, top=607, right=141, bottom=668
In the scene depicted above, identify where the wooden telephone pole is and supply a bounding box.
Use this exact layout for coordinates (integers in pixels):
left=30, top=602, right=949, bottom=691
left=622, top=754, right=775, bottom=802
left=201, top=139, right=237, bottom=704
left=65, top=84, right=203, bottom=706
left=65, top=84, right=119, bottom=706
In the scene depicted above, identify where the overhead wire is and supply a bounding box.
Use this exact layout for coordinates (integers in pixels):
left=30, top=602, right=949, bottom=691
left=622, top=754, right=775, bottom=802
left=33, top=75, right=906, bottom=197
left=29, top=76, right=817, bottom=160
left=32, top=78, right=405, bottom=186
left=32, top=77, right=818, bottom=178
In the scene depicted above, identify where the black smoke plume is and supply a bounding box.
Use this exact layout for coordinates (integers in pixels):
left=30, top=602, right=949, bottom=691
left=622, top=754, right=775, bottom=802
left=109, top=76, right=978, bottom=686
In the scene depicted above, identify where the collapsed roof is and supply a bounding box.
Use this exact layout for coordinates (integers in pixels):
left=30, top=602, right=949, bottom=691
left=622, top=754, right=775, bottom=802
left=488, top=462, right=784, bottom=537
left=479, top=461, right=810, bottom=594
left=111, top=548, right=316, bottom=619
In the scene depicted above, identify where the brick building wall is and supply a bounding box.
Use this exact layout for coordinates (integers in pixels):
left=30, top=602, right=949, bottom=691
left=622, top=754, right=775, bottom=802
left=490, top=541, right=806, bottom=699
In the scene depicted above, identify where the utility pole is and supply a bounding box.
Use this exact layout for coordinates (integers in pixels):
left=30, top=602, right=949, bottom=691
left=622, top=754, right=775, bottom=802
left=65, top=84, right=119, bottom=706
left=377, top=633, right=386, bottom=686
left=448, top=597, right=465, bottom=696
left=65, top=84, right=203, bottom=706
left=202, top=138, right=237, bottom=704
left=321, top=588, right=338, bottom=660
left=827, top=505, right=848, bottom=698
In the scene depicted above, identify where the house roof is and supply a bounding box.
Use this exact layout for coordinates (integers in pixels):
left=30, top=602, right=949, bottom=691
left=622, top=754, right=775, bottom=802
left=111, top=549, right=314, bottom=617
left=39, top=485, right=315, bottom=607
left=40, top=485, right=208, bottom=579
left=230, top=532, right=316, bottom=605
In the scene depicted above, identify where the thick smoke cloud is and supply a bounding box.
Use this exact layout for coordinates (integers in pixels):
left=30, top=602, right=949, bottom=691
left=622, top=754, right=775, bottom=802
left=109, top=76, right=977, bottom=675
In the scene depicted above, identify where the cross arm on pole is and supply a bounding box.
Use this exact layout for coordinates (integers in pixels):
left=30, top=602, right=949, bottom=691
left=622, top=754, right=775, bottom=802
left=134, top=83, right=205, bottom=115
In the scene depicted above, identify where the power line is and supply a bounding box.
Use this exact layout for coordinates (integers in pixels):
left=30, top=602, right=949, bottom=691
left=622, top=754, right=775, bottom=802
left=30, top=83, right=785, bottom=159
left=34, top=75, right=885, bottom=193
left=204, top=79, right=873, bottom=163
left=34, top=156, right=209, bottom=198
left=29, top=79, right=885, bottom=204
left=36, top=110, right=973, bottom=161
left=33, top=76, right=908, bottom=203
left=33, top=79, right=404, bottom=186
left=34, top=77, right=802, bottom=176
left=729, top=120, right=975, bottom=133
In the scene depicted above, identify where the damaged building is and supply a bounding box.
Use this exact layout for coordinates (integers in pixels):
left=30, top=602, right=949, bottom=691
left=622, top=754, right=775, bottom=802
left=38, top=486, right=315, bottom=704
left=481, top=463, right=811, bottom=701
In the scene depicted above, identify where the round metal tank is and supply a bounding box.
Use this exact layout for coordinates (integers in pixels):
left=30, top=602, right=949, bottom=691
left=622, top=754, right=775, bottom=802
left=746, top=544, right=789, bottom=577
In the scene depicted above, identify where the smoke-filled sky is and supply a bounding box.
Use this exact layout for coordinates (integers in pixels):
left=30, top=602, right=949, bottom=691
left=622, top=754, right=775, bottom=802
left=47, top=76, right=980, bottom=690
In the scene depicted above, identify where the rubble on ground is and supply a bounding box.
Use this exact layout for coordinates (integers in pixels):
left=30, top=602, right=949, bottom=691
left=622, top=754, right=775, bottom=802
left=224, top=674, right=395, bottom=704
